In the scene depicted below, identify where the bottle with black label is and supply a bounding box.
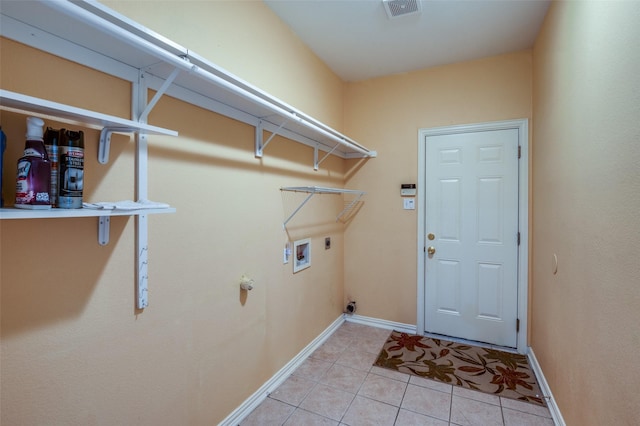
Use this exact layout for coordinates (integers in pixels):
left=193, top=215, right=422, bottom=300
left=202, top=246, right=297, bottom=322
left=44, top=127, right=60, bottom=207
left=58, top=129, right=84, bottom=209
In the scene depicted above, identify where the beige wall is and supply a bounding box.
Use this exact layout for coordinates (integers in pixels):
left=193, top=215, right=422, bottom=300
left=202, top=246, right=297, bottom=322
left=532, top=1, right=640, bottom=424
left=0, top=2, right=348, bottom=424
left=343, top=51, right=533, bottom=325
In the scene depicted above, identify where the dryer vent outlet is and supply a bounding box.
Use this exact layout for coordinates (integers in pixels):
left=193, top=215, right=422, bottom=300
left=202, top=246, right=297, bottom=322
left=346, top=301, right=356, bottom=315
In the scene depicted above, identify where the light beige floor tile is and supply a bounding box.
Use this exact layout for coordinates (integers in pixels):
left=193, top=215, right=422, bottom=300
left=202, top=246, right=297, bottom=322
left=408, top=375, right=453, bottom=394
left=500, top=398, right=551, bottom=418
left=370, top=366, right=410, bottom=383
left=503, top=408, right=554, bottom=426
left=269, top=374, right=316, bottom=406
left=359, top=326, right=393, bottom=341
left=395, top=409, right=449, bottom=426
left=453, top=386, right=500, bottom=405
left=352, top=334, right=388, bottom=354
left=240, top=398, right=295, bottom=426
left=311, top=340, right=347, bottom=363
left=340, top=322, right=374, bottom=335
left=299, top=383, right=355, bottom=421
left=400, top=384, right=451, bottom=421
left=293, top=357, right=333, bottom=381
left=325, top=332, right=354, bottom=349
left=358, top=373, right=408, bottom=407
left=450, top=395, right=503, bottom=426
left=284, top=408, right=339, bottom=425
left=342, top=395, right=399, bottom=426
left=319, top=364, right=368, bottom=394
left=335, top=348, right=378, bottom=371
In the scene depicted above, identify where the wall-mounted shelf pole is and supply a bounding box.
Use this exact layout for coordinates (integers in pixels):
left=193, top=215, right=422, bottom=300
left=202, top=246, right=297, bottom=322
left=135, top=70, right=150, bottom=309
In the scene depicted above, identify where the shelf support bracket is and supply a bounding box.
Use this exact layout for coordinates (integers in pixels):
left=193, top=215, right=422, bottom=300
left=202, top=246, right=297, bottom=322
left=314, top=142, right=342, bottom=171
left=99, top=126, right=135, bottom=164
left=98, top=216, right=110, bottom=245
left=255, top=119, right=288, bottom=158
left=282, top=192, right=315, bottom=229
left=139, top=67, right=181, bottom=123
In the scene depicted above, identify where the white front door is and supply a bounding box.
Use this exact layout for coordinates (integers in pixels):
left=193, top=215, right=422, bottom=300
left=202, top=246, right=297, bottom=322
left=422, top=127, right=520, bottom=347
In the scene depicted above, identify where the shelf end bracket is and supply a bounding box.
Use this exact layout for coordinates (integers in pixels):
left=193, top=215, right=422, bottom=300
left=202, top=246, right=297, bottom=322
left=98, top=216, right=110, bottom=245
left=99, top=126, right=135, bottom=164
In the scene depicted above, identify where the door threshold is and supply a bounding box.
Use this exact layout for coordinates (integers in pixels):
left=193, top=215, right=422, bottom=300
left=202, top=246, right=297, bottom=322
left=422, top=331, right=518, bottom=354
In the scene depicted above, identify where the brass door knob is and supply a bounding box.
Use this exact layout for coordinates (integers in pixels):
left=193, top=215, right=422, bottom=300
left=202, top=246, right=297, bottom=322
left=427, top=246, right=436, bottom=255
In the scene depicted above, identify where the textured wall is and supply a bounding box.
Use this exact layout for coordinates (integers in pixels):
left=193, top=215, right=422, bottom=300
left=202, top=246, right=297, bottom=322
left=343, top=51, right=533, bottom=326
left=531, top=1, right=640, bottom=424
left=0, top=1, right=348, bottom=423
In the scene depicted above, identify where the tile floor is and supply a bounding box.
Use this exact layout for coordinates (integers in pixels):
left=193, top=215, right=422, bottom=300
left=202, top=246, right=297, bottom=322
left=241, top=322, right=554, bottom=426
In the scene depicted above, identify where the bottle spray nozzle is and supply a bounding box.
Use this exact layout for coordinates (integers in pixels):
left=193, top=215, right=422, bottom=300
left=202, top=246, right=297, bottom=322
left=26, top=117, right=45, bottom=141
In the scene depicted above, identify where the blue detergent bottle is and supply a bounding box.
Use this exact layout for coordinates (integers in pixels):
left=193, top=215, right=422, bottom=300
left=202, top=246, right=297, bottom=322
left=1, top=126, right=6, bottom=207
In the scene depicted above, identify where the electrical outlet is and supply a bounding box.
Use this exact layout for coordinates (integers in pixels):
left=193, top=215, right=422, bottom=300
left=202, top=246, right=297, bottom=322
left=325, top=237, right=331, bottom=249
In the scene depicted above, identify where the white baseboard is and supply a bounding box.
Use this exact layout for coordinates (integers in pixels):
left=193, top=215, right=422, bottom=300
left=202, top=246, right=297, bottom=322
left=222, top=314, right=564, bottom=426
left=527, top=347, right=566, bottom=426
left=344, top=313, right=417, bottom=334
left=218, top=315, right=345, bottom=426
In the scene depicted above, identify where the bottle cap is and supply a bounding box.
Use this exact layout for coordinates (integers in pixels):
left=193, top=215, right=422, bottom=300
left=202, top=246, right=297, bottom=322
left=26, top=117, right=45, bottom=141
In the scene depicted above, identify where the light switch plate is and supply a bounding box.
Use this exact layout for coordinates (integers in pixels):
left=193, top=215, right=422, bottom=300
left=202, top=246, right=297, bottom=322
left=403, top=198, right=415, bottom=210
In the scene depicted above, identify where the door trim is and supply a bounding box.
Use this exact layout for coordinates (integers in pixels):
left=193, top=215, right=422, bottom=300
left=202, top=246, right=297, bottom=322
left=417, top=119, right=529, bottom=354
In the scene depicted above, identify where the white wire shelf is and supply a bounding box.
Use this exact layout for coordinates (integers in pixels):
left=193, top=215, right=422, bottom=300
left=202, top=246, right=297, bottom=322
left=280, top=186, right=365, bottom=228
left=0, top=0, right=377, bottom=168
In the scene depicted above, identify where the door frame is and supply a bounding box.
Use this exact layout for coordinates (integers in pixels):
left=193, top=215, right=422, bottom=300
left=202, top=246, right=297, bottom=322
left=417, top=119, right=529, bottom=354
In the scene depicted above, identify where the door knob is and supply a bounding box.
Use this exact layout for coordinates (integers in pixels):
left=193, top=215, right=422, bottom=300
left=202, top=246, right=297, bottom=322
left=427, top=246, right=436, bottom=255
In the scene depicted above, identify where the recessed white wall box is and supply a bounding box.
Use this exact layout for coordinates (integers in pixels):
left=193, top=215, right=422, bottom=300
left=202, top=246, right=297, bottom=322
left=401, top=184, right=416, bottom=197
left=293, top=238, right=311, bottom=273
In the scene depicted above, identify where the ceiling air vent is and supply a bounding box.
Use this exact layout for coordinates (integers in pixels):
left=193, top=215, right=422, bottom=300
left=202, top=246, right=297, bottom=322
left=383, top=0, right=422, bottom=19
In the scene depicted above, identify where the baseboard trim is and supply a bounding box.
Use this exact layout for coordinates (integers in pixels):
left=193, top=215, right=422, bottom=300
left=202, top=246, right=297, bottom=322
left=218, top=315, right=345, bottom=426
left=344, top=313, right=417, bottom=334
left=527, top=347, right=566, bottom=426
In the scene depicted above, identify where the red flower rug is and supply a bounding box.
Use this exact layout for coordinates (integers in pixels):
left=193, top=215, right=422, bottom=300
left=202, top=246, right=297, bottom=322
left=374, top=331, right=546, bottom=406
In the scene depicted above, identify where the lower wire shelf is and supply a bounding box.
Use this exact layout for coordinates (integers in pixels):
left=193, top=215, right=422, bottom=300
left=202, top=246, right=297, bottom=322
left=280, top=186, right=365, bottom=228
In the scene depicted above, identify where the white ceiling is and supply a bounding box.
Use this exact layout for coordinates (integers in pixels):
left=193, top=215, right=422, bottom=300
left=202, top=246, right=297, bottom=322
left=263, top=0, right=551, bottom=82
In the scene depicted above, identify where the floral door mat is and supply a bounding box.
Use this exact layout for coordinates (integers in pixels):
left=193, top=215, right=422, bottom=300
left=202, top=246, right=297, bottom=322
left=374, top=331, right=546, bottom=406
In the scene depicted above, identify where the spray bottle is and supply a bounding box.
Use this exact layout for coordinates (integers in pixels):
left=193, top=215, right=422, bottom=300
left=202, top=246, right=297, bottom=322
left=44, top=127, right=60, bottom=207
left=58, top=129, right=84, bottom=209
left=15, top=117, right=52, bottom=209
